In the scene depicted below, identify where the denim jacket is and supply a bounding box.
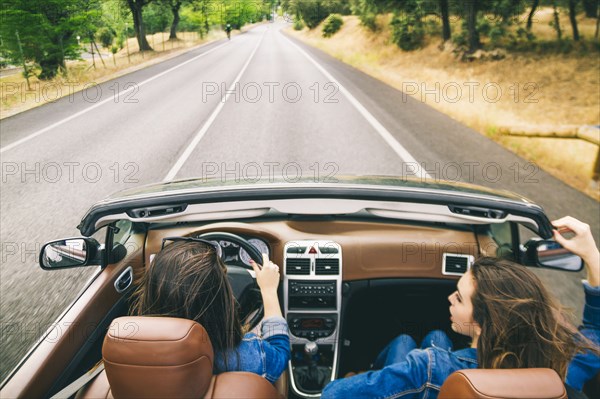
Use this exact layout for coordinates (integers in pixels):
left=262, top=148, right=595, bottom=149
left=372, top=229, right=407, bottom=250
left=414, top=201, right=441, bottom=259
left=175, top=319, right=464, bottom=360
left=322, top=345, right=478, bottom=399
left=322, top=282, right=600, bottom=399
left=214, top=316, right=290, bottom=383
left=566, top=281, right=600, bottom=391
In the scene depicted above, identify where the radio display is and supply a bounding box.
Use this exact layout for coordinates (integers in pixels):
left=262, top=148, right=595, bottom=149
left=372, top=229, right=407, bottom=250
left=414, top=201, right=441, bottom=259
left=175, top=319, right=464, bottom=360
left=300, top=318, right=324, bottom=329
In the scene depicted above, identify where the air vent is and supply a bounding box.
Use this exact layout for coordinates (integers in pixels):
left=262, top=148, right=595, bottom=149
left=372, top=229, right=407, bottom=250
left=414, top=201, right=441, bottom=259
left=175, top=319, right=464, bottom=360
left=315, top=259, right=339, bottom=275
left=443, top=254, right=473, bottom=276
left=286, top=258, right=310, bottom=275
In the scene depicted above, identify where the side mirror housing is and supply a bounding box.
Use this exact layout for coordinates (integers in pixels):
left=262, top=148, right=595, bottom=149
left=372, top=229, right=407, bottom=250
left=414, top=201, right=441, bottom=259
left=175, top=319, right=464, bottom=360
left=39, top=237, right=103, bottom=270
left=524, top=239, right=583, bottom=272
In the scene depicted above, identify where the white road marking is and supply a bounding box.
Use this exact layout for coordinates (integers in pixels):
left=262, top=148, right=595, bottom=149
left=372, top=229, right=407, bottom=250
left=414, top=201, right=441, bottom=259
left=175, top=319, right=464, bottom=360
left=0, top=40, right=231, bottom=154
left=163, top=30, right=266, bottom=182
left=279, top=31, right=430, bottom=179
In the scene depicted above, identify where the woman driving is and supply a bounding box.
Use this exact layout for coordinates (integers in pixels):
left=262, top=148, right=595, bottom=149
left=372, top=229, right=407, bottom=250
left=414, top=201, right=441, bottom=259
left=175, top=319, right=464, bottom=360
left=129, top=238, right=290, bottom=383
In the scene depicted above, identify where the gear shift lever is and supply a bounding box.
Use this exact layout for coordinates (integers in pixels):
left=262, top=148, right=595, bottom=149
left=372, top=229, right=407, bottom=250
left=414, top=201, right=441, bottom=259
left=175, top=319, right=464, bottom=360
left=296, top=341, right=329, bottom=391
left=304, top=341, right=318, bottom=361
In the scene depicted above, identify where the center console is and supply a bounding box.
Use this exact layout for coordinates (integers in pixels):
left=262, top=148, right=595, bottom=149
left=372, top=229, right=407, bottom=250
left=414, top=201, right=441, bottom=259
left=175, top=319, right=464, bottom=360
left=283, top=240, right=342, bottom=398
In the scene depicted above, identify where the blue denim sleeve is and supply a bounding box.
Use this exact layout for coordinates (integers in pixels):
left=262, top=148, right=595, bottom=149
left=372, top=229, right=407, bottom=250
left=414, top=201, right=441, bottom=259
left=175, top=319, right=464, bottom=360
left=566, top=281, right=600, bottom=391
left=321, top=349, right=430, bottom=399
left=581, top=281, right=600, bottom=329
left=261, top=316, right=289, bottom=339
left=261, top=316, right=291, bottom=383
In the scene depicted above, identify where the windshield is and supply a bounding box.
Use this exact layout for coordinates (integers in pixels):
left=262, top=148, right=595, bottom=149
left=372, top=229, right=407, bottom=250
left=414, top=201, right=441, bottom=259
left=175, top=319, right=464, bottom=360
left=1, top=0, right=598, bottom=385
left=103, top=175, right=530, bottom=201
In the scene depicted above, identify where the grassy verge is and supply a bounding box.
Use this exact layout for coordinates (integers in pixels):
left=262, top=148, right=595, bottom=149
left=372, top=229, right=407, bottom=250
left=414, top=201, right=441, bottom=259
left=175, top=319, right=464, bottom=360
left=287, top=12, right=599, bottom=200
left=0, top=29, right=236, bottom=119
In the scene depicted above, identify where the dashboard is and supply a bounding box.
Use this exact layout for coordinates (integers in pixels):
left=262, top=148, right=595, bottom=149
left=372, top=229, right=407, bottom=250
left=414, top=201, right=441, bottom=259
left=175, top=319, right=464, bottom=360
left=143, top=220, right=492, bottom=398
left=144, top=220, right=492, bottom=280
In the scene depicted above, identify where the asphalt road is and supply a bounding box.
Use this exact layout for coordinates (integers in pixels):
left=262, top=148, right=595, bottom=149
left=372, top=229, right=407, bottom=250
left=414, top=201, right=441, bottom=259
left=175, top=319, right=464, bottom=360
left=1, top=21, right=598, bottom=382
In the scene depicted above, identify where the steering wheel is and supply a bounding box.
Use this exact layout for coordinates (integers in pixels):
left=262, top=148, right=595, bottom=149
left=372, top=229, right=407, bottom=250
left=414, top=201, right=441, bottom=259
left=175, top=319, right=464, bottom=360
left=198, top=232, right=265, bottom=331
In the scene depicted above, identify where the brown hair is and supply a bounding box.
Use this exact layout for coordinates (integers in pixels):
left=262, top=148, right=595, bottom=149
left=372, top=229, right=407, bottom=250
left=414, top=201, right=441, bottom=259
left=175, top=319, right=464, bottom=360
left=470, top=257, right=599, bottom=378
left=129, top=241, right=243, bottom=367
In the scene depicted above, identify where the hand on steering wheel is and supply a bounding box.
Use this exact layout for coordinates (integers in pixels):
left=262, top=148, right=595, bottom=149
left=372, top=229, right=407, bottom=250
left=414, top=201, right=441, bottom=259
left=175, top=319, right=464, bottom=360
left=250, top=254, right=280, bottom=294
left=251, top=254, right=283, bottom=321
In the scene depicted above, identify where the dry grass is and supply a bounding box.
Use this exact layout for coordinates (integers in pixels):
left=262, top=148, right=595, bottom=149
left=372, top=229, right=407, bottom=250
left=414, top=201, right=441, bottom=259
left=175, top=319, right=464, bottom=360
left=0, top=30, right=227, bottom=119
left=287, top=11, right=599, bottom=200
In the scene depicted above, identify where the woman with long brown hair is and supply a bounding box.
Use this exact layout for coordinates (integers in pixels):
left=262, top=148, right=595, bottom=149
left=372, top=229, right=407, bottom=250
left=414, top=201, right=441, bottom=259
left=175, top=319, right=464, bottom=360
left=129, top=238, right=290, bottom=383
left=322, top=216, right=600, bottom=398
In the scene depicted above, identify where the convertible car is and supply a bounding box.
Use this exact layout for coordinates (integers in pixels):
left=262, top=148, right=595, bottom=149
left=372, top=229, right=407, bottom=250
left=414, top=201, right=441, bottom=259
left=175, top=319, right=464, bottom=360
left=0, top=176, right=595, bottom=399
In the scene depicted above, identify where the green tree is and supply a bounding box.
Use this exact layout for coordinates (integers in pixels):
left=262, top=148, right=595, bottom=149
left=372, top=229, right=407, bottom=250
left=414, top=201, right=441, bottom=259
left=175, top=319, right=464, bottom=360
left=101, top=0, right=131, bottom=49
left=143, top=1, right=171, bottom=34
left=0, top=0, right=102, bottom=80
left=389, top=1, right=426, bottom=50
left=125, top=0, right=153, bottom=51
left=526, top=0, right=540, bottom=31
left=350, top=0, right=451, bottom=41
left=440, top=0, right=451, bottom=41
left=551, top=0, right=563, bottom=39
left=567, top=0, right=580, bottom=40
left=158, top=0, right=191, bottom=39
left=464, top=0, right=481, bottom=52
left=187, top=0, right=212, bottom=37
left=582, top=0, right=598, bottom=17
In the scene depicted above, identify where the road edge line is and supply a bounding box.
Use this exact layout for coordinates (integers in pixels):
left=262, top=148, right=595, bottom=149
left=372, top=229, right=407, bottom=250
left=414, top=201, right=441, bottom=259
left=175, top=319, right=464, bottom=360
left=1, top=40, right=231, bottom=154
left=279, top=31, right=430, bottom=179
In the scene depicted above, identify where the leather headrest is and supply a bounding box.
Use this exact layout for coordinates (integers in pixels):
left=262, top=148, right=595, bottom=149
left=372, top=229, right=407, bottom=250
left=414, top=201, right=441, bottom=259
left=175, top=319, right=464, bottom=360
left=438, top=368, right=567, bottom=399
left=103, top=316, right=214, bottom=399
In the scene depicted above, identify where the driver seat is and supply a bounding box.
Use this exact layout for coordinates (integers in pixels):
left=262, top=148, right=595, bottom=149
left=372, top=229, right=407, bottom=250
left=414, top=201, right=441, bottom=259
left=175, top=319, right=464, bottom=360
left=77, top=316, right=282, bottom=399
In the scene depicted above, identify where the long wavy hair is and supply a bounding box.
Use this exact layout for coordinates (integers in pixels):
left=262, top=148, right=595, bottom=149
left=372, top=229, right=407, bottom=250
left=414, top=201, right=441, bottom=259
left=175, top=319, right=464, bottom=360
left=129, top=241, right=243, bottom=368
left=471, top=257, right=599, bottom=378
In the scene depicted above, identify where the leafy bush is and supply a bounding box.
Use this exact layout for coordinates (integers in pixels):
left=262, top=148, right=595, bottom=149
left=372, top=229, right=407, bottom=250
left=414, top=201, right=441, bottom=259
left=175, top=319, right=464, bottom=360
left=293, top=18, right=305, bottom=31
left=359, top=12, right=378, bottom=32
left=390, top=13, right=424, bottom=51
left=322, top=14, right=343, bottom=38
left=96, top=27, right=114, bottom=49
left=489, top=24, right=506, bottom=46
left=290, top=0, right=348, bottom=29
left=452, top=31, right=467, bottom=47
left=423, top=18, right=440, bottom=36
left=477, top=18, right=491, bottom=37
left=516, top=27, right=536, bottom=42
left=116, top=33, right=126, bottom=50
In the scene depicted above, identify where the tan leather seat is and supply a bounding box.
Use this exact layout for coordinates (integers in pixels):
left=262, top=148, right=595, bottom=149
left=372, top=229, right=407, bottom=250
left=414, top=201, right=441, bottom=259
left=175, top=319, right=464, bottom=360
left=77, top=316, right=282, bottom=399
left=438, top=368, right=568, bottom=399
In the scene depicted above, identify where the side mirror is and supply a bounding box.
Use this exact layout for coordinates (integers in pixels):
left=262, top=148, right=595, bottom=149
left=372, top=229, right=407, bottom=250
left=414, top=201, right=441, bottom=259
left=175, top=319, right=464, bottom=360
left=39, top=237, right=102, bottom=270
left=525, top=239, right=583, bottom=272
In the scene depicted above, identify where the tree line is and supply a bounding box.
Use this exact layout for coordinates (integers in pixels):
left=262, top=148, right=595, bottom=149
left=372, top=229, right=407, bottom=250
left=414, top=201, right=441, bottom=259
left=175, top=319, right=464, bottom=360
left=0, top=0, right=277, bottom=79
left=283, top=0, right=599, bottom=52
left=1, top=1, right=598, bottom=80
